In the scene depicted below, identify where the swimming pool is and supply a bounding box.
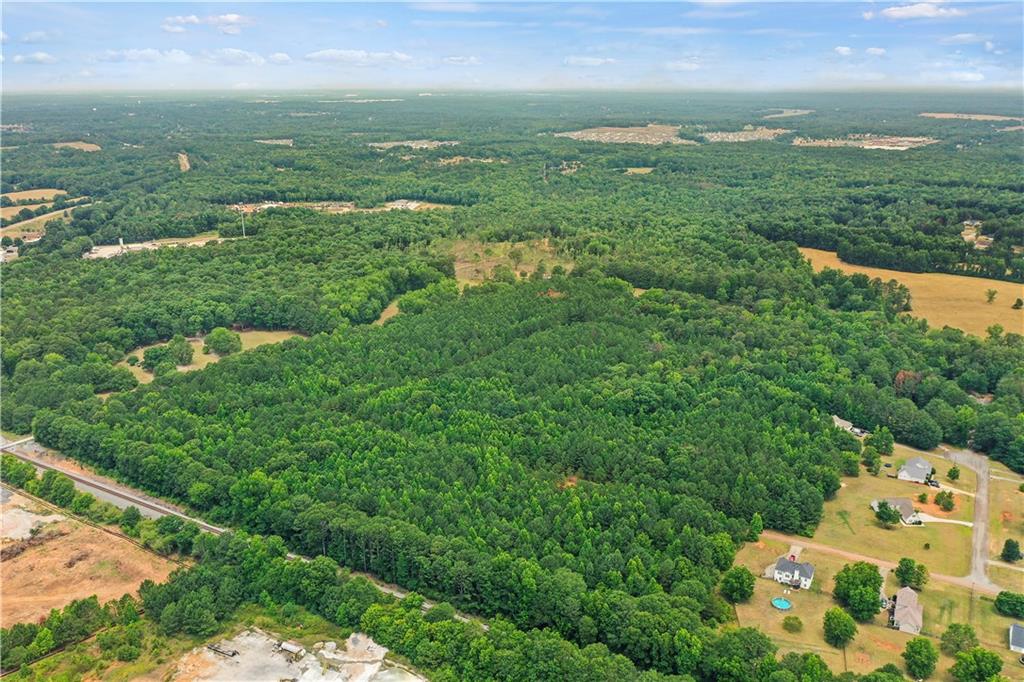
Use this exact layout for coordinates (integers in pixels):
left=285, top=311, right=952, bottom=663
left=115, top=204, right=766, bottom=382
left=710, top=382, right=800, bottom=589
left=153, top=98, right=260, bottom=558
left=771, top=597, right=792, bottom=610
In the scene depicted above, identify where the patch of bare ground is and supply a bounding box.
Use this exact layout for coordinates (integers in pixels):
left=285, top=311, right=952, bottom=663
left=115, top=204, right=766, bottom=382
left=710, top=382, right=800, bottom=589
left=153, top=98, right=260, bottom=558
left=53, top=141, right=102, bottom=152
left=998, top=125, right=1024, bottom=132
left=373, top=301, right=401, bottom=326
left=559, top=161, right=582, bottom=175
left=254, top=138, right=293, bottom=146
left=919, top=112, right=1022, bottom=122
left=792, top=134, right=939, bottom=150
left=230, top=199, right=452, bottom=215
left=438, top=156, right=503, bottom=165
left=704, top=126, right=791, bottom=142
left=368, top=139, right=459, bottom=150
left=557, top=475, right=579, bottom=489
left=624, top=167, right=654, bottom=175
left=554, top=124, right=698, bottom=145
left=762, top=108, right=814, bottom=119
left=451, top=237, right=573, bottom=286
left=178, top=152, right=191, bottom=171
left=0, top=492, right=175, bottom=625
left=83, top=232, right=224, bottom=260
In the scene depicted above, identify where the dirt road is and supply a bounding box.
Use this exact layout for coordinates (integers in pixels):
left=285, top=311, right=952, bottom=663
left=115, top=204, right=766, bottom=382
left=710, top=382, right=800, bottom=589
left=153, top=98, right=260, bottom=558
left=939, top=445, right=998, bottom=590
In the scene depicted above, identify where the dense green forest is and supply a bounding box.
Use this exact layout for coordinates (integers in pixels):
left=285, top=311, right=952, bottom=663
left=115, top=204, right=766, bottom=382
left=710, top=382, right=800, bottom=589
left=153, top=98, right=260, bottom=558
left=2, top=93, right=1022, bottom=680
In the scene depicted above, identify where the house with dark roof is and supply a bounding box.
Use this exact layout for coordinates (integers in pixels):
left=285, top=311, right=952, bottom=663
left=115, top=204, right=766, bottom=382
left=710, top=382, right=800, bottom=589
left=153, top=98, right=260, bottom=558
left=890, top=587, right=923, bottom=634
left=1010, top=623, right=1024, bottom=654
left=870, top=498, right=923, bottom=525
left=773, top=557, right=814, bottom=590
left=898, top=456, right=933, bottom=484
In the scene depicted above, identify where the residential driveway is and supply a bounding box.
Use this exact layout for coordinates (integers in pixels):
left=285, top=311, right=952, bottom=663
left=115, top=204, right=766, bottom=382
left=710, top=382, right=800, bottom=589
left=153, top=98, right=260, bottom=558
left=917, top=513, right=972, bottom=527
left=938, top=446, right=998, bottom=590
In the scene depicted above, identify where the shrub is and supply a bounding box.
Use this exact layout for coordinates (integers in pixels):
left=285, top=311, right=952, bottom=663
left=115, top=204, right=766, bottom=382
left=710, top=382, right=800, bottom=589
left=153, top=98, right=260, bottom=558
left=782, top=616, right=803, bottom=633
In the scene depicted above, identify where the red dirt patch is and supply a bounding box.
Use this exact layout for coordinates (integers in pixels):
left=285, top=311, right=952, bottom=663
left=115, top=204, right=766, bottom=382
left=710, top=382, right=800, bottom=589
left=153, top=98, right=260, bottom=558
left=558, top=475, right=579, bottom=489
left=871, top=636, right=902, bottom=653
left=539, top=288, right=565, bottom=299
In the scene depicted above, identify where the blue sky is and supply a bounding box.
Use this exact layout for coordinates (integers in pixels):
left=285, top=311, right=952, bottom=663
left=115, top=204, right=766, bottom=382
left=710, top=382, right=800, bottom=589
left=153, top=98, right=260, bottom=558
left=2, top=2, right=1021, bottom=91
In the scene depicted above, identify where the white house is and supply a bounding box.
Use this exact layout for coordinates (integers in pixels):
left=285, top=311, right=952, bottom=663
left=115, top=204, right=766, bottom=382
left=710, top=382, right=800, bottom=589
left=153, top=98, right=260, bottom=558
left=870, top=498, right=923, bottom=525
left=773, top=557, right=814, bottom=590
left=1010, top=623, right=1024, bottom=654
left=897, top=456, right=933, bottom=484
left=890, top=587, right=923, bottom=635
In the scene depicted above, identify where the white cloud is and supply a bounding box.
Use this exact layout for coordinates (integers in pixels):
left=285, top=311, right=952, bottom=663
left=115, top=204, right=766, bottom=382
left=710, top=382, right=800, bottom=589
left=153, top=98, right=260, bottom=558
left=948, top=70, right=984, bottom=82
left=78, top=68, right=96, bottom=78
left=940, top=33, right=987, bottom=44
left=834, top=46, right=853, bottom=56
left=12, top=51, right=57, bottom=64
left=268, top=52, right=292, bottom=64
left=204, top=48, right=265, bottom=66
left=97, top=48, right=191, bottom=64
left=866, top=47, right=887, bottom=56
left=878, top=3, right=966, bottom=20
left=665, top=59, right=701, bottom=72
left=161, top=13, right=251, bottom=35
left=608, top=26, right=714, bottom=36
left=21, top=30, right=61, bottom=44
left=305, top=49, right=413, bottom=66
left=564, top=55, right=617, bottom=67
left=862, top=11, right=876, bottom=19
left=442, top=55, right=480, bottom=65
left=1, top=31, right=8, bottom=43
left=984, top=41, right=999, bottom=53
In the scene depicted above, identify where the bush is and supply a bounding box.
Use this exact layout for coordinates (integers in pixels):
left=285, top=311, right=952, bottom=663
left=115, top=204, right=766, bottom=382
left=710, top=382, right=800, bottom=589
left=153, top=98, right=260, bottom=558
left=203, top=327, right=242, bottom=356
left=1000, top=539, right=1021, bottom=563
left=994, top=591, right=1024, bottom=618
left=940, top=623, right=978, bottom=656
left=782, top=616, right=803, bottom=633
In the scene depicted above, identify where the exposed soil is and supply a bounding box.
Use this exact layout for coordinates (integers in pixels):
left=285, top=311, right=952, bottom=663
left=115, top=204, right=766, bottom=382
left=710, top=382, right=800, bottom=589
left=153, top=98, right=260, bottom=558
left=919, top=112, right=1022, bottom=122
left=373, top=301, right=400, bottom=326
left=451, top=238, right=573, bottom=286
left=792, top=134, right=939, bottom=151
left=53, top=141, right=102, bottom=152
left=704, top=126, right=791, bottom=142
left=1, top=517, right=175, bottom=625
left=230, top=200, right=452, bottom=215
left=254, top=139, right=293, bottom=146
left=369, top=140, right=459, bottom=150
left=83, top=232, right=223, bottom=260
left=762, top=108, right=814, bottom=119
left=998, top=125, right=1024, bottom=132
left=438, top=156, right=503, bottom=165
left=554, top=124, right=698, bottom=145
left=178, top=152, right=191, bottom=172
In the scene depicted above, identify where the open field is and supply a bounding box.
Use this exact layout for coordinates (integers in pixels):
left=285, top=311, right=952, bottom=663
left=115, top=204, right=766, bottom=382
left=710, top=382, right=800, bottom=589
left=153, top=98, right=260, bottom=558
left=624, top=167, right=654, bottom=175
left=811, top=466, right=973, bottom=576
left=792, top=134, right=939, bottom=150
left=762, top=108, right=814, bottom=119
left=369, top=139, right=459, bottom=150
left=554, top=124, right=698, bottom=145
left=83, top=232, right=226, bottom=260
left=255, top=138, right=293, bottom=146
left=1, top=202, right=49, bottom=219
left=1, top=203, right=90, bottom=240
left=988, top=564, right=1023, bottom=592
left=703, top=126, right=790, bottom=142
left=120, top=330, right=302, bottom=384
left=178, top=152, right=190, bottom=171
left=437, top=155, right=502, bottom=165
left=450, top=238, right=574, bottom=286
left=800, top=248, right=1024, bottom=338
left=53, top=140, right=102, bottom=152
left=999, top=125, right=1024, bottom=132
left=988, top=476, right=1023, bottom=563
left=0, top=489, right=175, bottom=626
left=1, top=187, right=66, bottom=202
left=230, top=199, right=452, bottom=215
left=919, top=112, right=1022, bottom=122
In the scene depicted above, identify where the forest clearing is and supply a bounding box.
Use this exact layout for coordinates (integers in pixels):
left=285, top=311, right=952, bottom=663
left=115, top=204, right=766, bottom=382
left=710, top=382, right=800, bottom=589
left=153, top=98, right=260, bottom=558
left=53, top=141, right=101, bottom=152
left=254, top=138, right=293, bottom=146
left=449, top=238, right=573, bottom=286
left=82, top=232, right=224, bottom=259
left=1, top=203, right=90, bottom=240
left=800, top=248, right=1023, bottom=337
left=119, top=330, right=302, bottom=383
left=919, top=113, right=1022, bottom=122
left=762, top=108, right=814, bottom=119
left=178, top=152, right=190, bottom=171
left=554, top=124, right=697, bottom=145
left=703, top=126, right=791, bottom=142
left=0, top=202, right=49, bottom=219
left=624, top=167, right=654, bottom=174
left=792, top=135, right=939, bottom=150
left=229, top=199, right=452, bottom=215
left=368, top=139, right=459, bottom=150
left=0, top=488, right=175, bottom=625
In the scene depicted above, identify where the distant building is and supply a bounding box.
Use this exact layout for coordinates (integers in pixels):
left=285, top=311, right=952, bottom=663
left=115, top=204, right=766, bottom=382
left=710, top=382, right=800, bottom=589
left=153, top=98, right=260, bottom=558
left=278, top=640, right=305, bottom=661
left=870, top=498, right=923, bottom=525
left=898, top=457, right=933, bottom=484
left=832, top=415, right=868, bottom=437
left=890, top=586, right=923, bottom=635
left=773, top=557, right=814, bottom=590
left=1010, top=623, right=1024, bottom=654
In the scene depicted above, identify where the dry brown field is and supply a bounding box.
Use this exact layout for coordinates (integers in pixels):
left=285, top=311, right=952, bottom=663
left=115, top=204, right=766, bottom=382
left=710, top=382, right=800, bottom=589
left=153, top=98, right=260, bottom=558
left=792, top=135, right=939, bottom=150
left=919, top=113, right=1022, bottom=122
left=53, top=141, right=102, bottom=152
left=369, top=139, right=459, bottom=150
left=800, top=248, right=1023, bottom=337
left=255, top=138, right=294, bottom=146
left=704, top=127, right=790, bottom=142
left=624, top=167, right=654, bottom=175
left=0, top=202, right=49, bottom=219
left=178, top=152, right=191, bottom=171
left=2, top=188, right=66, bottom=202
left=450, top=238, right=573, bottom=286
left=555, top=124, right=698, bottom=145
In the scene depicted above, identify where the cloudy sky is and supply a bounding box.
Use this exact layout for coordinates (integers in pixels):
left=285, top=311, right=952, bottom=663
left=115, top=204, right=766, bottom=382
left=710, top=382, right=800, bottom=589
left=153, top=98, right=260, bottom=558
left=2, top=1, right=1021, bottom=91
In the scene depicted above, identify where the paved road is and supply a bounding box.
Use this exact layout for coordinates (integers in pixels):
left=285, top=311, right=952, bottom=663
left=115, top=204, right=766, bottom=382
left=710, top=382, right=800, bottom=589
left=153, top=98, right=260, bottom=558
left=761, top=530, right=1001, bottom=595
left=0, top=436, right=482, bottom=627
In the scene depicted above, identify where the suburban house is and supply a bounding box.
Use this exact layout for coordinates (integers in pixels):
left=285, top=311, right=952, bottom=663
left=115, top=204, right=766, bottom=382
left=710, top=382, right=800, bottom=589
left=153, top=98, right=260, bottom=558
left=773, top=557, right=814, bottom=590
left=831, top=415, right=867, bottom=437
left=897, top=456, right=933, bottom=484
left=1010, top=623, right=1024, bottom=654
left=889, top=587, right=923, bottom=635
left=870, top=498, right=923, bottom=525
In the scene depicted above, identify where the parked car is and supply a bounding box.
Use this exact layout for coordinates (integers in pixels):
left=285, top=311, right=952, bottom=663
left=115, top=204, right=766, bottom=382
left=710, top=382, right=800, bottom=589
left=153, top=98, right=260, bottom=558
left=927, top=479, right=940, bottom=488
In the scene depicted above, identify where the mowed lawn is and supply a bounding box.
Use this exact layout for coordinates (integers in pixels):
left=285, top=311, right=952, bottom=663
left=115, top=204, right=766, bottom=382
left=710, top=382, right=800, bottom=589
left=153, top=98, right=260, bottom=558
left=891, top=444, right=977, bottom=495
left=736, top=539, right=1023, bottom=678
left=800, top=247, right=1024, bottom=338
left=812, top=468, right=973, bottom=576
left=988, top=473, right=1023, bottom=563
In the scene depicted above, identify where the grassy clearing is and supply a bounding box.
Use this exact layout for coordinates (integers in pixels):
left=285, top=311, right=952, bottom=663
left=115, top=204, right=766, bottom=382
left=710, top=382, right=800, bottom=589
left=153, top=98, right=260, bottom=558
left=624, top=167, right=654, bottom=175
left=1, top=202, right=50, bottom=219
left=119, top=330, right=302, bottom=384
left=801, top=247, right=1024, bottom=338
left=988, top=564, right=1023, bottom=592
left=1, top=202, right=90, bottom=240
left=812, top=468, right=973, bottom=576
left=53, top=141, right=102, bottom=152
left=1, top=188, right=66, bottom=202
left=448, top=238, right=574, bottom=287
left=988, top=476, right=1023, bottom=561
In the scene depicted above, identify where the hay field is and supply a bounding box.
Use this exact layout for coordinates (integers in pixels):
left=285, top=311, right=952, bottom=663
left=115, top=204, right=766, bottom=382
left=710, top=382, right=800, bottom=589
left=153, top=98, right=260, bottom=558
left=800, top=248, right=1024, bottom=338
left=1, top=202, right=49, bottom=219
left=53, top=141, right=102, bottom=152
left=624, top=167, right=654, bottom=175
left=2, top=188, right=66, bottom=202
